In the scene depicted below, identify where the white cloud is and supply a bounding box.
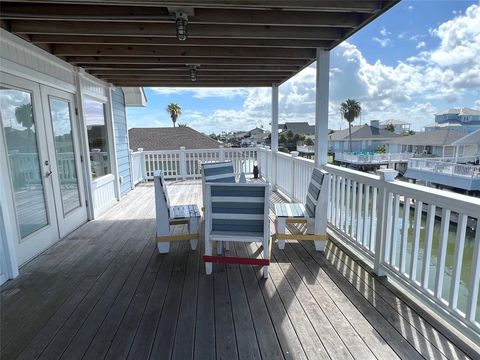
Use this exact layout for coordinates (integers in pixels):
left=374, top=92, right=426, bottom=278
left=150, top=87, right=250, bottom=99
left=380, top=26, right=391, bottom=37
left=372, top=37, right=391, bottom=47
left=416, top=41, right=426, bottom=49
left=408, top=5, right=414, bottom=10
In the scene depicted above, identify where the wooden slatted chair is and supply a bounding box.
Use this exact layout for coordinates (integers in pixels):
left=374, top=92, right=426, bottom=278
left=154, top=170, right=200, bottom=254
left=203, top=182, right=271, bottom=278
left=274, top=168, right=329, bottom=251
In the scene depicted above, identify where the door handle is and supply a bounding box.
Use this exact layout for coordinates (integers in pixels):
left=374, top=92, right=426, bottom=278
left=46, top=170, right=53, bottom=177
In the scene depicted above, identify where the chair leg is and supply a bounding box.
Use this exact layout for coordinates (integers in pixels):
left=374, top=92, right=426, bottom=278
left=157, top=241, right=170, bottom=254
left=189, top=217, right=199, bottom=251
left=263, top=237, right=270, bottom=278
left=314, top=240, right=326, bottom=252
left=216, top=241, right=223, bottom=255
left=205, top=236, right=213, bottom=275
left=277, top=218, right=286, bottom=250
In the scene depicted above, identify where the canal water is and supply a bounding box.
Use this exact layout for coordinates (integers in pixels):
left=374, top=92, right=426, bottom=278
left=348, top=197, right=478, bottom=324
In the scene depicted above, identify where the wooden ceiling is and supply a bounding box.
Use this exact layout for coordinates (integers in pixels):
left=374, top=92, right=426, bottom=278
left=1, top=1, right=399, bottom=87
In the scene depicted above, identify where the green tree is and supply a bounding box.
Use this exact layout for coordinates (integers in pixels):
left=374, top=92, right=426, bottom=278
left=340, top=99, right=362, bottom=152
left=385, top=124, right=395, bottom=132
left=304, top=137, right=314, bottom=146
left=166, top=103, right=182, bottom=127
left=178, top=123, right=188, bottom=127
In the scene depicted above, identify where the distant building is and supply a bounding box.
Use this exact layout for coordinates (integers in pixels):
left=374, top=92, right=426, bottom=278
left=380, top=119, right=411, bottom=134
left=279, top=122, right=316, bottom=136
left=423, top=122, right=464, bottom=132
left=387, top=129, right=466, bottom=157
left=128, top=127, right=222, bottom=151
left=241, top=127, right=270, bottom=147
left=328, top=120, right=400, bottom=153
left=433, top=108, right=480, bottom=133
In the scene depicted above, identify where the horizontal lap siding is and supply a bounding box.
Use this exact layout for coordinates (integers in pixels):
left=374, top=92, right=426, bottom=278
left=112, top=88, right=132, bottom=196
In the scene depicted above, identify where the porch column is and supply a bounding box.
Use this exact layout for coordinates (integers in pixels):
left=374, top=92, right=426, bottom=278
left=314, top=48, right=330, bottom=167
left=271, top=84, right=279, bottom=187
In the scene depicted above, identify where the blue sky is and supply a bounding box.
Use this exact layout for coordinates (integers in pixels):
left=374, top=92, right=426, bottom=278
left=127, top=1, right=480, bottom=133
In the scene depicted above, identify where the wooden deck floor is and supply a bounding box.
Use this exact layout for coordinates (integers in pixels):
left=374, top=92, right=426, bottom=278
left=0, top=181, right=473, bottom=360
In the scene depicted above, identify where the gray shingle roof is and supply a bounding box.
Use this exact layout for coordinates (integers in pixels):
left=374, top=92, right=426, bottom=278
left=388, top=129, right=466, bottom=146
left=280, top=122, right=316, bottom=135
left=128, top=127, right=221, bottom=151
left=329, top=125, right=400, bottom=141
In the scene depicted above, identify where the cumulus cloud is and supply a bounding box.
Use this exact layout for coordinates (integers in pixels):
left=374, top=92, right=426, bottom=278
left=416, top=41, right=426, bottom=49
left=150, top=87, right=250, bottom=99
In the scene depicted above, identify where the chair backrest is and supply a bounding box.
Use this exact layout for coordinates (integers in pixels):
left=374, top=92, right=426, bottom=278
left=205, top=182, right=270, bottom=237
left=201, top=161, right=236, bottom=183
left=154, top=170, right=170, bottom=233
left=305, top=168, right=328, bottom=218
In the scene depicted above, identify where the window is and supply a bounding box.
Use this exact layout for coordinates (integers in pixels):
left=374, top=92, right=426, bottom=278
left=84, top=98, right=110, bottom=179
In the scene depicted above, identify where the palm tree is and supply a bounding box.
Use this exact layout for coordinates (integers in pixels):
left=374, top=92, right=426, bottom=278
left=166, top=103, right=182, bottom=127
left=340, top=99, right=362, bottom=153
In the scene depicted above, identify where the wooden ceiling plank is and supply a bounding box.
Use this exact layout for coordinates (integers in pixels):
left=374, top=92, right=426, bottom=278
left=1, top=1, right=384, bottom=13
left=52, top=44, right=315, bottom=59
left=89, top=70, right=292, bottom=76
left=30, top=35, right=333, bottom=49
left=1, top=4, right=363, bottom=27
left=10, top=20, right=345, bottom=40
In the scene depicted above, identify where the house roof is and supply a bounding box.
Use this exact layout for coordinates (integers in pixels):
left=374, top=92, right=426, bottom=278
left=329, top=124, right=400, bottom=141
left=128, top=127, right=221, bottom=151
left=435, top=108, right=480, bottom=116
left=380, top=119, right=410, bottom=126
left=0, top=1, right=398, bottom=87
left=280, top=122, right=316, bottom=135
left=424, top=122, right=462, bottom=128
left=388, top=129, right=466, bottom=146
left=452, top=128, right=480, bottom=146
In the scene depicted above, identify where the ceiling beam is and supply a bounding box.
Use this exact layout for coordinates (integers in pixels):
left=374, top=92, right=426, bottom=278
left=67, top=56, right=306, bottom=66
left=1, top=1, right=385, bottom=13
left=10, top=20, right=345, bottom=40
left=81, top=65, right=302, bottom=72
left=89, top=70, right=293, bottom=76
left=101, top=77, right=287, bottom=82
left=29, top=35, right=332, bottom=49
left=110, top=81, right=275, bottom=87
left=52, top=44, right=315, bottom=59
left=0, top=4, right=364, bottom=27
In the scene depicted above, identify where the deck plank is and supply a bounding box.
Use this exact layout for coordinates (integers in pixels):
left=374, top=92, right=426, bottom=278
left=1, top=181, right=471, bottom=360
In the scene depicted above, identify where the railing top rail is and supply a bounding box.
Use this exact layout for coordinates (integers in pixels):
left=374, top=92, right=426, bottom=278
left=142, top=147, right=258, bottom=154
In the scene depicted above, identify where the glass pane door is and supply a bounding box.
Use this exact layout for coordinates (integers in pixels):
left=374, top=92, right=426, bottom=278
left=0, top=87, right=49, bottom=239
left=48, top=97, right=81, bottom=215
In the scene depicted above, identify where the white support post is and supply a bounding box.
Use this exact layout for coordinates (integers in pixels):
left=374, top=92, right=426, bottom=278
left=314, top=49, right=330, bottom=167
left=373, top=169, right=398, bottom=276
left=107, top=86, right=121, bottom=201
left=219, top=145, right=225, bottom=162
left=179, top=146, right=187, bottom=180
left=290, top=151, right=298, bottom=198
left=271, top=84, right=279, bottom=188
left=129, top=149, right=135, bottom=190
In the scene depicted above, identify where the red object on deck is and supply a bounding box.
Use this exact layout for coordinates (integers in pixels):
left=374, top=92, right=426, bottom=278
left=203, top=255, right=269, bottom=266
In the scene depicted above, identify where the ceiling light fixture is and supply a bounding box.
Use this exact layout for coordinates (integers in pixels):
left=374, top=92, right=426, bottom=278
left=175, top=12, right=188, bottom=41
left=190, top=65, right=197, bottom=82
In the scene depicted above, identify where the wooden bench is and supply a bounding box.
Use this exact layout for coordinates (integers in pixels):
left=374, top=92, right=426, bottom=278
left=154, top=170, right=201, bottom=254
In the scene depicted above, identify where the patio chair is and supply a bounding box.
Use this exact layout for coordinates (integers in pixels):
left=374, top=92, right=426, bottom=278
left=154, top=170, right=200, bottom=254
left=203, top=182, right=271, bottom=278
left=274, top=168, right=329, bottom=251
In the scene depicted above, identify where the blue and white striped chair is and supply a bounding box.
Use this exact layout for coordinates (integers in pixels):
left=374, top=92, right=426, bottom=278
left=274, top=168, right=329, bottom=251
left=154, top=170, right=200, bottom=254
left=203, top=182, right=271, bottom=278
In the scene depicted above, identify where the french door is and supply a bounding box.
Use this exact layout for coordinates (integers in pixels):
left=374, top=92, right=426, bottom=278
left=0, top=73, right=87, bottom=265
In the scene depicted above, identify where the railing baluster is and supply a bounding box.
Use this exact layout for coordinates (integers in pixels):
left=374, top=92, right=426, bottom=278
left=356, top=183, right=363, bottom=244
left=466, top=219, right=480, bottom=323
left=345, top=178, right=351, bottom=235
left=421, top=204, right=436, bottom=289
left=370, top=187, right=378, bottom=252
left=449, top=213, right=468, bottom=310
left=340, top=177, right=346, bottom=231
left=409, top=200, right=423, bottom=281
left=335, top=175, right=341, bottom=228
left=351, top=181, right=357, bottom=239
left=399, top=197, right=411, bottom=273
left=390, top=194, right=401, bottom=267
left=383, top=192, right=394, bottom=265
left=363, top=185, right=370, bottom=249
left=434, top=208, right=451, bottom=298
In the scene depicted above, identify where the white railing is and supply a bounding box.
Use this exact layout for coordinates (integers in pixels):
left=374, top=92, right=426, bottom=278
left=257, top=147, right=480, bottom=336
left=335, top=152, right=413, bottom=164
left=130, top=150, right=145, bottom=187
left=409, top=158, right=480, bottom=179
left=131, top=147, right=257, bottom=181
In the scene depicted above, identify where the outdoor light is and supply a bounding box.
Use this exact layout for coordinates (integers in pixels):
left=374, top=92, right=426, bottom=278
left=175, top=12, right=188, bottom=41
left=190, top=65, right=197, bottom=82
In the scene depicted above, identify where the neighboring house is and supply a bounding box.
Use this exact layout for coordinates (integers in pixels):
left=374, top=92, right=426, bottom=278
left=424, top=122, right=464, bottom=132
left=380, top=119, right=411, bottom=134
left=241, top=127, right=271, bottom=147
left=279, top=122, right=316, bottom=137
left=387, top=129, right=467, bottom=157
left=129, top=127, right=222, bottom=151
left=329, top=120, right=400, bottom=153
left=433, top=108, right=480, bottom=133
left=452, top=128, right=480, bottom=159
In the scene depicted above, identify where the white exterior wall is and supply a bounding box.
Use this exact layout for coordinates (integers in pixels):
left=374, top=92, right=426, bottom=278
left=0, top=30, right=120, bottom=282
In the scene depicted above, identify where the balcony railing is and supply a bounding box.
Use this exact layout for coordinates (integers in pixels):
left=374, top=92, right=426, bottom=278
left=408, top=158, right=480, bottom=178
left=257, top=147, right=480, bottom=337
left=335, top=152, right=413, bottom=164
